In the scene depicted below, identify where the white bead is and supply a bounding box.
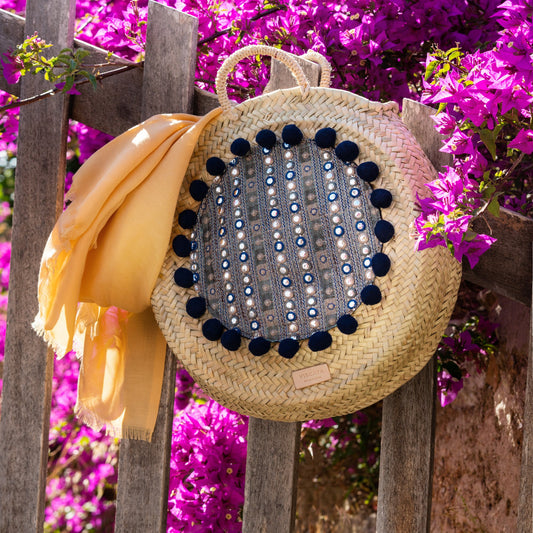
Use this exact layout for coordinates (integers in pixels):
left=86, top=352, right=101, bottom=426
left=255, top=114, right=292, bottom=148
left=289, top=192, right=297, bottom=200
left=326, top=172, right=333, bottom=179
left=332, top=215, right=341, bottom=224
left=347, top=289, right=355, bottom=297
left=284, top=289, right=293, bottom=298
left=323, top=152, right=331, bottom=160
left=310, top=319, right=319, bottom=328
left=330, top=203, right=339, bottom=213
left=293, top=215, right=302, bottom=224
left=238, top=242, right=246, bottom=250
left=224, top=272, right=231, bottom=280
left=237, top=231, right=245, bottom=240
left=215, top=186, right=222, bottom=193
left=249, top=310, right=256, bottom=318
left=302, top=262, right=311, bottom=271
left=243, top=276, right=250, bottom=283
left=221, top=249, right=228, bottom=257
left=327, top=182, right=336, bottom=190
left=265, top=156, right=273, bottom=164
left=284, top=151, right=293, bottom=159
left=231, top=317, right=238, bottom=325
left=229, top=305, right=236, bottom=314
left=353, top=199, right=362, bottom=208
left=287, top=182, right=296, bottom=190
left=340, top=252, right=349, bottom=261
left=298, top=250, right=308, bottom=259
left=277, top=254, right=286, bottom=263
left=286, top=301, right=294, bottom=309
left=295, top=226, right=303, bottom=235
left=279, top=266, right=288, bottom=275
left=349, top=178, right=357, bottom=186
left=365, top=271, right=373, bottom=280
left=346, top=166, right=354, bottom=176
left=272, top=220, right=281, bottom=229
left=362, top=246, right=370, bottom=255
left=308, top=297, right=316, bottom=305
left=225, top=283, right=232, bottom=290
left=337, top=238, right=346, bottom=249
left=241, top=264, right=249, bottom=272
left=286, top=162, right=294, bottom=169
left=235, top=209, right=242, bottom=217
left=306, top=286, right=316, bottom=295
left=231, top=168, right=239, bottom=176
left=289, top=324, right=299, bottom=333
left=345, top=275, right=354, bottom=286
left=233, top=198, right=240, bottom=207
left=269, top=198, right=278, bottom=207
left=359, top=234, right=368, bottom=243
left=268, top=187, right=275, bottom=196
left=246, top=298, right=254, bottom=307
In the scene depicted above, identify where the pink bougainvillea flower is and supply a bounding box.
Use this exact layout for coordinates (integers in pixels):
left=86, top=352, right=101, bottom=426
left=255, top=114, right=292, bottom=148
left=1, top=52, right=23, bottom=84
left=508, top=129, right=533, bottom=154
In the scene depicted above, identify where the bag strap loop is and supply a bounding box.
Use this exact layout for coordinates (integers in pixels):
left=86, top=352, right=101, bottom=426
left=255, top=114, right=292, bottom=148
left=216, top=45, right=327, bottom=114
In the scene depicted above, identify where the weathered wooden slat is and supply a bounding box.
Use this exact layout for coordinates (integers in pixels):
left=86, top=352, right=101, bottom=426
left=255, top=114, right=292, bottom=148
left=0, top=0, right=75, bottom=530
left=376, top=358, right=436, bottom=533
left=517, top=246, right=533, bottom=532
left=375, top=98, right=444, bottom=533
left=243, top=419, right=302, bottom=533
left=465, top=209, right=533, bottom=306
left=241, top=54, right=320, bottom=533
left=114, top=4, right=198, bottom=532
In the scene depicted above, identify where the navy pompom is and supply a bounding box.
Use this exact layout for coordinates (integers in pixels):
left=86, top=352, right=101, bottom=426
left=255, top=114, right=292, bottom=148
left=371, top=253, right=391, bottom=277
left=256, top=129, right=277, bottom=149
left=205, top=157, right=226, bottom=176
left=370, top=188, right=392, bottom=209
left=202, top=318, right=224, bottom=341
left=357, top=161, right=379, bottom=182
left=221, top=329, right=242, bottom=351
left=249, top=337, right=271, bottom=356
left=337, top=314, right=358, bottom=335
left=189, top=180, right=209, bottom=202
left=278, top=338, right=299, bottom=359
left=186, top=297, right=206, bottom=318
left=374, top=220, right=395, bottom=243
left=231, top=138, right=251, bottom=157
left=282, top=124, right=303, bottom=146
left=361, top=285, right=382, bottom=305
left=308, top=331, right=332, bottom=352
left=172, top=235, right=191, bottom=257
left=178, top=209, right=197, bottom=229
left=174, top=267, right=194, bottom=288
left=335, top=140, right=359, bottom=162
left=315, top=127, right=336, bottom=148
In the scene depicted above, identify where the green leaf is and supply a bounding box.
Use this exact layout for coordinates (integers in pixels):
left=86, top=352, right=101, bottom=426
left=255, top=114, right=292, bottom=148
left=437, top=101, right=447, bottom=114
left=448, top=50, right=462, bottom=61
left=424, top=60, right=438, bottom=81
left=479, top=128, right=498, bottom=160
left=487, top=197, right=500, bottom=217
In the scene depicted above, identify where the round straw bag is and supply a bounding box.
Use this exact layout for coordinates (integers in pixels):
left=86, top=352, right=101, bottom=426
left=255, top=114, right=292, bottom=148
left=152, top=46, right=461, bottom=421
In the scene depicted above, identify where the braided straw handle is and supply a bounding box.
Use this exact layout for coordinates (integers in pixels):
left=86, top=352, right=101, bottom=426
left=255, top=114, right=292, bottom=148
left=216, top=45, right=316, bottom=114
left=301, top=50, right=332, bottom=88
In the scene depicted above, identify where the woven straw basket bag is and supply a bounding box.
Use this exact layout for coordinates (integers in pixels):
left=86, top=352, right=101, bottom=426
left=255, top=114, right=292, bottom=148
left=152, top=45, right=461, bottom=421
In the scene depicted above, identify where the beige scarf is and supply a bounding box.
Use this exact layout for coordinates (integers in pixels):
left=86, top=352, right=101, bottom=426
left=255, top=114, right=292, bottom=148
left=33, top=107, right=222, bottom=441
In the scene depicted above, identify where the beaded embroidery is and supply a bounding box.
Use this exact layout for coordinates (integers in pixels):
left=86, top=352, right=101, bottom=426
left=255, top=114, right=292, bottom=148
left=173, top=125, right=394, bottom=358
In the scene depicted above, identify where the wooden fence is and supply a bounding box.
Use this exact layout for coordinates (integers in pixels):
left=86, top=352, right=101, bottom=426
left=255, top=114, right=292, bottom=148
left=0, top=1, right=533, bottom=531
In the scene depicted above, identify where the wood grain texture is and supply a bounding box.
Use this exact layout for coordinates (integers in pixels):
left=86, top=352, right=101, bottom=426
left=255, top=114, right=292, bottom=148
left=114, top=4, right=197, bottom=532
left=375, top=98, right=444, bottom=533
left=464, top=209, right=533, bottom=306
left=0, top=0, right=75, bottom=530
left=242, top=57, right=320, bottom=533
left=376, top=357, right=437, bottom=533
left=243, top=419, right=302, bottom=533
left=517, top=249, right=533, bottom=532
left=116, top=347, right=177, bottom=532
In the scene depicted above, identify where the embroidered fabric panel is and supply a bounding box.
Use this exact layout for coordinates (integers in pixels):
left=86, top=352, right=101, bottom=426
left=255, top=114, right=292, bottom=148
left=190, top=136, right=382, bottom=342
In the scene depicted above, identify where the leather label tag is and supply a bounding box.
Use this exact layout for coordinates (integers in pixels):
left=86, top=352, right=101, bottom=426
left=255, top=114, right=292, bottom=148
left=292, top=364, right=331, bottom=389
